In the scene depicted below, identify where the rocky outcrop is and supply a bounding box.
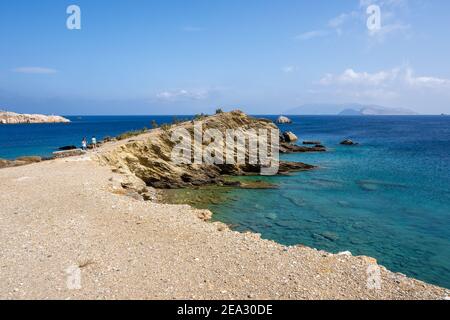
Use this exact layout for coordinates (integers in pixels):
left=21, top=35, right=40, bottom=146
left=276, top=116, right=292, bottom=124
left=282, top=131, right=298, bottom=143
left=280, top=143, right=326, bottom=154
left=340, top=139, right=359, bottom=146
left=53, top=149, right=86, bottom=158
left=58, top=145, right=77, bottom=151
left=0, top=111, right=70, bottom=124
left=100, top=111, right=317, bottom=189
left=0, top=156, right=42, bottom=169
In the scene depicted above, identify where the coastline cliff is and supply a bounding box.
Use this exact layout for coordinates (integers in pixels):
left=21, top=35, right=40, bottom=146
left=0, top=111, right=70, bottom=124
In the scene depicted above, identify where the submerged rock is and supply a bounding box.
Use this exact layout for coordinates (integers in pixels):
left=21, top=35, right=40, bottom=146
left=320, top=232, right=339, bottom=242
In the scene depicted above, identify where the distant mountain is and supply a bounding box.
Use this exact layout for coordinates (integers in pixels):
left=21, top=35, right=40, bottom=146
left=285, top=103, right=418, bottom=116
left=339, top=108, right=363, bottom=116
left=338, top=105, right=418, bottom=116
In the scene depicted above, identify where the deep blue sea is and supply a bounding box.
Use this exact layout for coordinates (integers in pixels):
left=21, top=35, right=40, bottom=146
left=1, top=115, right=449, bottom=288
left=0, top=116, right=190, bottom=160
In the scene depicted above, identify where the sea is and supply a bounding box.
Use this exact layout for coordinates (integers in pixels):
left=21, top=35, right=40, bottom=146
left=0, top=115, right=449, bottom=289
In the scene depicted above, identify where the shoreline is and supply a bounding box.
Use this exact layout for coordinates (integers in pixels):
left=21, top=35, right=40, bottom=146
left=0, top=113, right=449, bottom=299
left=0, top=150, right=448, bottom=299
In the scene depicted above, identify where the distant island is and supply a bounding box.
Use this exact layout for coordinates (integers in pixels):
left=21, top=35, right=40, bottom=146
left=0, top=111, right=70, bottom=124
left=285, top=103, right=418, bottom=116
left=338, top=105, right=418, bottom=116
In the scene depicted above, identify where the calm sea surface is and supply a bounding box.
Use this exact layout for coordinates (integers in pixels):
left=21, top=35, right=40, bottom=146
left=1, top=115, right=449, bottom=288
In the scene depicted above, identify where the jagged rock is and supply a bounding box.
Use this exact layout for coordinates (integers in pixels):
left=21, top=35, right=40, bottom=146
left=0, top=156, right=42, bottom=169
left=278, top=162, right=315, bottom=174
left=0, top=111, right=70, bottom=124
left=280, top=143, right=326, bottom=154
left=196, top=210, right=213, bottom=221
left=276, top=116, right=292, bottom=124
left=282, top=131, right=298, bottom=143
left=53, top=149, right=86, bottom=158
left=340, top=139, right=358, bottom=146
left=0, top=159, right=12, bottom=169
left=100, top=111, right=317, bottom=189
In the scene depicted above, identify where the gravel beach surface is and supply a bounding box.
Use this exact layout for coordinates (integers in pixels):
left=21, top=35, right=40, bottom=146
left=0, top=147, right=449, bottom=300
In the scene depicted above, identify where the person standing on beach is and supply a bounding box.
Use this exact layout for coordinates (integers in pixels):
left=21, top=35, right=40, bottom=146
left=91, top=136, right=97, bottom=151
left=81, top=137, right=87, bottom=151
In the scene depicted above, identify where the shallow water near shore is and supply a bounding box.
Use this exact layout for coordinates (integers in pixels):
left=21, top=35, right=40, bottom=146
left=1, top=115, right=449, bottom=288
left=166, top=116, right=450, bottom=289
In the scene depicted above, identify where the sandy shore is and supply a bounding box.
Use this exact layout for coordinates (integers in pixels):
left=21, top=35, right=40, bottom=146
left=0, top=146, right=449, bottom=300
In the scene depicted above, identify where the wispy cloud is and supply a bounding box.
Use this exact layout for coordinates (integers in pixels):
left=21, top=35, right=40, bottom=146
left=12, top=67, right=57, bottom=74
left=156, top=89, right=210, bottom=102
left=316, top=66, right=450, bottom=103
left=319, top=68, right=400, bottom=86
left=328, top=11, right=360, bottom=35
left=319, top=66, right=450, bottom=89
left=295, top=30, right=328, bottom=41
left=297, top=0, right=412, bottom=42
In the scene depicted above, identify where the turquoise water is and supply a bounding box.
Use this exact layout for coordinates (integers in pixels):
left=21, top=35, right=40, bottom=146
left=207, top=116, right=450, bottom=289
left=1, top=115, right=449, bottom=288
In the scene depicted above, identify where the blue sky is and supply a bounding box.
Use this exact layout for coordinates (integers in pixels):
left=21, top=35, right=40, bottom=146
left=0, top=0, right=449, bottom=115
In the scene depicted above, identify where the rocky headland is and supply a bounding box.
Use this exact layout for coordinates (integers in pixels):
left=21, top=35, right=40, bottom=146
left=99, top=111, right=316, bottom=190
left=0, top=111, right=448, bottom=300
left=0, top=111, right=70, bottom=124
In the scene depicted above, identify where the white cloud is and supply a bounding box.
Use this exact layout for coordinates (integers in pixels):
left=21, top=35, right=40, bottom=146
left=295, top=30, right=328, bottom=41
left=12, top=67, right=57, bottom=74
left=156, top=89, right=210, bottom=102
left=405, top=68, right=450, bottom=88
left=319, top=68, right=399, bottom=86
left=328, top=11, right=360, bottom=35
left=319, top=67, right=450, bottom=90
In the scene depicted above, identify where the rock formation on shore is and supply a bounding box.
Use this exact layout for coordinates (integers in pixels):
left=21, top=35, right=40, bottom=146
left=0, top=156, right=42, bottom=169
left=276, top=115, right=292, bottom=124
left=100, top=111, right=316, bottom=189
left=0, top=111, right=70, bottom=124
left=282, top=131, right=298, bottom=143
